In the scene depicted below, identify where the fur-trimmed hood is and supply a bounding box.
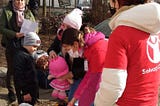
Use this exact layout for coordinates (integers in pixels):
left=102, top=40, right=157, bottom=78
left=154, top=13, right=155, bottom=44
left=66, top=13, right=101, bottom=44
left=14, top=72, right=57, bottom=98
left=109, top=2, right=160, bottom=35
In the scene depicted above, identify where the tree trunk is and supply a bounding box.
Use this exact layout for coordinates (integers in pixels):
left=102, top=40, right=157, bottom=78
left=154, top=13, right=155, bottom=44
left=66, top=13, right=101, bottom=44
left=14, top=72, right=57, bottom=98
left=43, top=0, right=46, bottom=17
left=91, top=0, right=109, bottom=25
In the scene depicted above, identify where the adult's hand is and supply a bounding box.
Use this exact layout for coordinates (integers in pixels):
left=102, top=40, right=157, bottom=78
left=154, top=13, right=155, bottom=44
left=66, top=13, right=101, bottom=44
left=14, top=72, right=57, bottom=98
left=67, top=97, right=77, bottom=106
left=16, top=32, right=24, bottom=38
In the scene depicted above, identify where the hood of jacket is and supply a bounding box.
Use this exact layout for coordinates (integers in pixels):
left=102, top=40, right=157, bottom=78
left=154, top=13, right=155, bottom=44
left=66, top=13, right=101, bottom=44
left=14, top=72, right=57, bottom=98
left=84, top=31, right=105, bottom=47
left=109, top=2, right=160, bottom=35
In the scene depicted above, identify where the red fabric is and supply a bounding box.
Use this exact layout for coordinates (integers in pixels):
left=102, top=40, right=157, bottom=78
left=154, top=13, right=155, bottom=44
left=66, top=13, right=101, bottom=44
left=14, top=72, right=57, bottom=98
left=104, top=26, right=160, bottom=106
left=84, top=39, right=108, bottom=73
left=73, top=39, right=108, bottom=106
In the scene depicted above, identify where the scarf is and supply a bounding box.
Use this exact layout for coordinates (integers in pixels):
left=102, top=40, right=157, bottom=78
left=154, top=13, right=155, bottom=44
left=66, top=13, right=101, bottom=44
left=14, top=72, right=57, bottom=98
left=12, top=1, right=25, bottom=27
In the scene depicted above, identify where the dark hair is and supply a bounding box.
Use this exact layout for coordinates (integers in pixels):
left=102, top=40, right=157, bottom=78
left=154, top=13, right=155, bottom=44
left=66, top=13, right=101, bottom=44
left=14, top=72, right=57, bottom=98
left=80, top=23, right=89, bottom=32
left=116, top=0, right=148, bottom=7
left=80, top=23, right=95, bottom=34
left=80, top=23, right=93, bottom=32
left=61, top=28, right=84, bottom=47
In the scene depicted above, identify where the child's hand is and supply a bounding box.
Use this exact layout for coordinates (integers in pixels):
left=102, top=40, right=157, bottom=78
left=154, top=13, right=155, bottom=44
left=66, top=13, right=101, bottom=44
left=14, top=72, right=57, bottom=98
left=48, top=74, right=54, bottom=80
left=67, top=78, right=74, bottom=84
left=67, top=102, right=74, bottom=106
left=67, top=97, right=76, bottom=106
left=23, top=93, right=32, bottom=102
left=49, top=50, right=57, bottom=59
left=58, top=72, right=73, bottom=80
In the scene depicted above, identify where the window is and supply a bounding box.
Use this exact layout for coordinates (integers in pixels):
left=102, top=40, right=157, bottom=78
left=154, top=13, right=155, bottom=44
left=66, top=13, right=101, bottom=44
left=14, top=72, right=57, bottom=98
left=77, top=0, right=92, bottom=9
left=39, top=0, right=75, bottom=8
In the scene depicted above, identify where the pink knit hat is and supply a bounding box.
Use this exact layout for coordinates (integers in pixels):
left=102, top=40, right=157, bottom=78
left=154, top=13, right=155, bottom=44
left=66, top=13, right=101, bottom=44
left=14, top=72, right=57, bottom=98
left=63, top=8, right=83, bottom=30
left=49, top=56, right=69, bottom=78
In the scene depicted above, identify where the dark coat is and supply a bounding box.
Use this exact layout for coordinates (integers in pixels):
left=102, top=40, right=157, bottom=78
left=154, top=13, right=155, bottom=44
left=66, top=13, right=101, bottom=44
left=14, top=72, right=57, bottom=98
left=65, top=53, right=86, bottom=80
left=28, top=0, right=39, bottom=10
left=28, top=0, right=39, bottom=17
left=47, top=36, right=61, bottom=54
left=13, top=47, right=38, bottom=105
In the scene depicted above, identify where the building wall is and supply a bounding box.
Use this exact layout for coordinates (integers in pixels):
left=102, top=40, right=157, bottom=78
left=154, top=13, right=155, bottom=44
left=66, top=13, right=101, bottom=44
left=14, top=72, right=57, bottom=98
left=0, top=0, right=9, bottom=7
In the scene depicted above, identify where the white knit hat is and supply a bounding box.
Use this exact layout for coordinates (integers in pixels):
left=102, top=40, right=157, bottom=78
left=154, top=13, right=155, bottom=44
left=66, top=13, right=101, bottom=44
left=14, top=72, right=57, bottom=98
left=19, top=103, right=32, bottom=106
left=23, top=32, right=41, bottom=46
left=63, top=8, right=83, bottom=30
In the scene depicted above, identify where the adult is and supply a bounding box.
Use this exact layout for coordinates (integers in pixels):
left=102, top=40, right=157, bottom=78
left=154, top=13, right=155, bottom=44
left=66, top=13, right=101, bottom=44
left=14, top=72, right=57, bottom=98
left=94, top=0, right=160, bottom=106
left=0, top=0, right=35, bottom=102
left=28, top=0, right=39, bottom=19
left=61, top=27, right=108, bottom=106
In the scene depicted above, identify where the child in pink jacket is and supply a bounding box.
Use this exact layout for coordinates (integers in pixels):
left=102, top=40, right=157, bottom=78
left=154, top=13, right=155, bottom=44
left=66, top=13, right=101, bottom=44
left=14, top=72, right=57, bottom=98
left=61, top=27, right=108, bottom=106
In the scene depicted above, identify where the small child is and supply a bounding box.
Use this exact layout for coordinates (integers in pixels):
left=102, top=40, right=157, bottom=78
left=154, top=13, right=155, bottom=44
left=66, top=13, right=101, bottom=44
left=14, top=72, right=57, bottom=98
left=48, top=56, right=71, bottom=100
left=35, top=52, right=49, bottom=70
left=13, top=32, right=41, bottom=106
left=34, top=52, right=51, bottom=89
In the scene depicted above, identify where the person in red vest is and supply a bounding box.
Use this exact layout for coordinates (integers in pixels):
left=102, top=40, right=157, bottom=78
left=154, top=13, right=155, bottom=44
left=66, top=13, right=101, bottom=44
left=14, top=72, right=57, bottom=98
left=94, top=0, right=160, bottom=106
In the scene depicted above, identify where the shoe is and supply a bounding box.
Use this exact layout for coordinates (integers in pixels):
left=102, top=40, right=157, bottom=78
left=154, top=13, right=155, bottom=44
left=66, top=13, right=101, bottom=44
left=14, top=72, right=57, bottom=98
left=8, top=92, right=16, bottom=103
left=58, top=91, right=66, bottom=100
left=51, top=89, right=58, bottom=98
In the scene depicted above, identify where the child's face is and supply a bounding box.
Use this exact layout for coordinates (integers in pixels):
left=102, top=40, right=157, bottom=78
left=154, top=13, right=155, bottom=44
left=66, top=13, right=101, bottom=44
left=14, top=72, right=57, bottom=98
left=84, top=26, right=90, bottom=34
left=62, top=41, right=79, bottom=53
left=36, top=55, right=49, bottom=70
left=60, top=23, right=69, bottom=31
left=62, top=44, right=72, bottom=52
left=62, top=42, right=80, bottom=58
left=24, top=45, right=38, bottom=54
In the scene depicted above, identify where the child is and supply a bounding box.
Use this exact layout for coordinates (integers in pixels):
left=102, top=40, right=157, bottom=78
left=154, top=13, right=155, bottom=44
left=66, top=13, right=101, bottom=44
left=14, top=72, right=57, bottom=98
left=34, top=50, right=49, bottom=70
left=33, top=52, right=51, bottom=89
left=61, top=27, right=108, bottom=106
left=13, top=32, right=41, bottom=106
left=48, top=56, right=71, bottom=100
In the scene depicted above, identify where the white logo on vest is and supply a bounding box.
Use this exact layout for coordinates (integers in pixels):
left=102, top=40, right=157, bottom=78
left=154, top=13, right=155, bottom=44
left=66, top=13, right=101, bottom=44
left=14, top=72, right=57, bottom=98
left=147, top=35, right=160, bottom=63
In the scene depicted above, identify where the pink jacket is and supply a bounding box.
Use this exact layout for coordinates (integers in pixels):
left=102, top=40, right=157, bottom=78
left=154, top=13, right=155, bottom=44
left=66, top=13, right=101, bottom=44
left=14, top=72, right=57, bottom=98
left=73, top=32, right=108, bottom=106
